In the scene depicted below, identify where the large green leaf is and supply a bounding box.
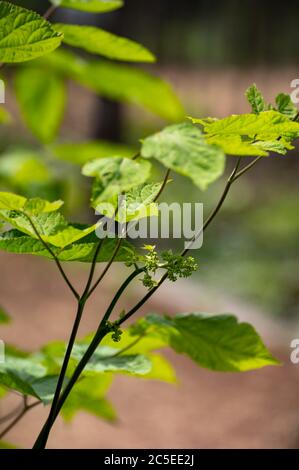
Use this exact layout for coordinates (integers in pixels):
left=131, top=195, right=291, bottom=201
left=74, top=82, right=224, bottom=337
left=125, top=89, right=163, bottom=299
left=82, top=157, right=151, bottom=206
left=0, top=228, right=135, bottom=263
left=51, top=140, right=135, bottom=165
left=0, top=2, right=62, bottom=63
left=192, top=111, right=299, bottom=141
left=61, top=374, right=116, bottom=422
left=35, top=50, right=184, bottom=121
left=245, top=84, right=266, bottom=114
left=0, top=191, right=63, bottom=213
left=15, top=67, right=66, bottom=143
left=0, top=306, right=10, bottom=324
left=0, top=211, right=97, bottom=249
left=138, top=313, right=279, bottom=372
left=141, top=123, right=225, bottom=191
left=205, top=135, right=269, bottom=157
left=54, top=23, right=155, bottom=63
left=51, top=0, right=123, bottom=13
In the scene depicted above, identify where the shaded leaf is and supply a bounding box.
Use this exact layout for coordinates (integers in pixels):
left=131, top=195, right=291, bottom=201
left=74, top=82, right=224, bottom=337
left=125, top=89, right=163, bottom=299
left=15, top=67, right=66, bottom=143
left=54, top=23, right=155, bottom=63
left=275, top=93, right=298, bottom=119
left=0, top=228, right=135, bottom=263
left=51, top=140, right=135, bottom=165
left=141, top=123, right=225, bottom=191
left=0, top=2, right=62, bottom=63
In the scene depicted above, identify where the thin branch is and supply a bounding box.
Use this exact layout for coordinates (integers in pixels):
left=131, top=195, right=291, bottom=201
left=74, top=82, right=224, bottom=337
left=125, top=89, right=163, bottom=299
left=23, top=213, right=80, bottom=300
left=86, top=237, right=123, bottom=300
left=0, top=398, right=40, bottom=440
left=153, top=169, right=171, bottom=202
left=232, top=156, right=262, bottom=182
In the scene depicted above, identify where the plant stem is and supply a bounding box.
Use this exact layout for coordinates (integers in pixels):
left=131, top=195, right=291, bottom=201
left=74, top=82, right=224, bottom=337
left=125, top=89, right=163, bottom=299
left=86, top=238, right=123, bottom=299
left=154, top=169, right=171, bottom=202
left=43, top=4, right=57, bottom=20
left=24, top=213, right=80, bottom=300
left=0, top=397, right=40, bottom=440
left=232, top=156, right=262, bottom=182
left=33, top=267, right=144, bottom=448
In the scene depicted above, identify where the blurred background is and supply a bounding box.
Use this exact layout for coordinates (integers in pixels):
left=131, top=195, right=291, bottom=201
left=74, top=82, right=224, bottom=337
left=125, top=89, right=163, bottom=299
left=1, top=0, right=299, bottom=449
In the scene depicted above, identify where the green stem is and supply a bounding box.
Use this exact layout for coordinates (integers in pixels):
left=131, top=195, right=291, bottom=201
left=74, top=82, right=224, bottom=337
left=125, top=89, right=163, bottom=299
left=24, top=213, right=80, bottom=300
left=33, top=267, right=144, bottom=449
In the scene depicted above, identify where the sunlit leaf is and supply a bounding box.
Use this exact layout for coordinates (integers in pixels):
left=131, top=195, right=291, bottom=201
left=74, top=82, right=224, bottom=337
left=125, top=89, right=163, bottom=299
left=141, top=123, right=225, bottom=191
left=0, top=2, right=62, bottom=63
left=137, top=313, right=279, bottom=372
left=245, top=84, right=266, bottom=114
left=54, top=23, right=155, bottom=63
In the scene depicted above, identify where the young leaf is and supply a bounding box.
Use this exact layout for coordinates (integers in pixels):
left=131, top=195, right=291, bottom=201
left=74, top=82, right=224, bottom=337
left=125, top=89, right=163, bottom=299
left=191, top=110, right=299, bottom=141
left=51, top=140, right=135, bottom=165
left=141, top=123, right=225, bottom=191
left=245, top=84, right=266, bottom=114
left=206, top=135, right=268, bottom=157
left=275, top=93, right=298, bottom=119
left=0, top=229, right=135, bottom=263
left=54, top=24, right=155, bottom=63
left=51, top=0, right=123, bottom=13
left=35, top=49, right=185, bottom=121
left=139, top=313, right=279, bottom=372
left=15, top=67, right=66, bottom=143
left=0, top=355, right=47, bottom=398
left=0, top=191, right=63, bottom=213
left=0, top=306, right=10, bottom=324
left=82, top=157, right=151, bottom=206
left=0, top=2, right=62, bottom=63
left=61, top=375, right=116, bottom=422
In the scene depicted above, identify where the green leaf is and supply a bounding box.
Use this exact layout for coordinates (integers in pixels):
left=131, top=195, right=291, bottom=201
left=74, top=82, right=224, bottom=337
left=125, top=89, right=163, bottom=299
left=0, top=228, right=135, bottom=263
left=141, top=123, right=225, bottom=191
left=0, top=191, right=63, bottom=213
left=0, top=355, right=47, bottom=398
left=205, top=135, right=268, bottom=157
left=139, top=313, right=279, bottom=372
left=275, top=93, right=298, bottom=119
left=0, top=211, right=97, bottom=249
left=0, top=306, right=10, bottom=324
left=191, top=111, right=299, bottom=141
left=245, top=84, right=266, bottom=114
left=51, top=0, right=123, bottom=13
left=0, top=148, right=51, bottom=187
left=102, top=182, right=163, bottom=222
left=0, top=2, right=62, bottom=63
left=71, top=344, right=152, bottom=375
left=34, top=49, right=184, bottom=121
left=82, top=157, right=151, bottom=206
left=61, top=374, right=116, bottom=422
left=51, top=140, right=135, bottom=165
left=54, top=23, right=155, bottom=63
left=15, top=67, right=66, bottom=143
